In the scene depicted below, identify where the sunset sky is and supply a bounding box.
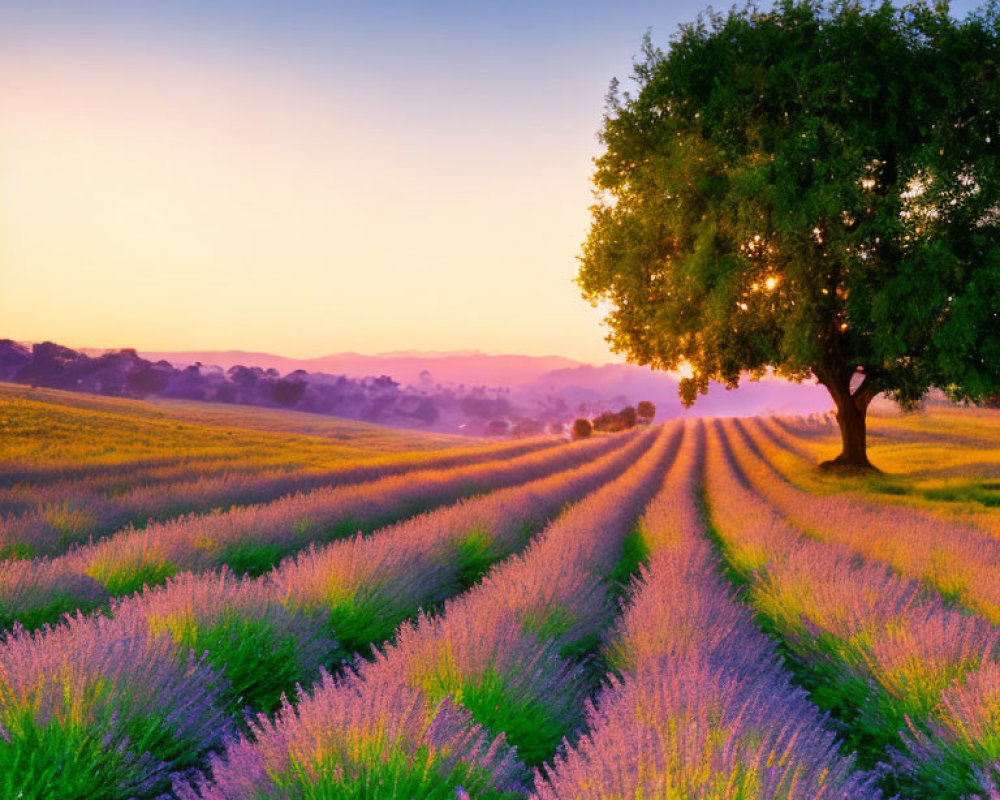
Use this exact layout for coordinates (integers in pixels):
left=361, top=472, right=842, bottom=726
left=0, top=1, right=980, bottom=363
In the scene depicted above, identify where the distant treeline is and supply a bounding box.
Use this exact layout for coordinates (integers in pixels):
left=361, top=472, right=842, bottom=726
left=0, top=340, right=561, bottom=435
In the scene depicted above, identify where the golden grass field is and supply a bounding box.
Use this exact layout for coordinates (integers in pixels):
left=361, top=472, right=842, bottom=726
left=0, top=382, right=483, bottom=470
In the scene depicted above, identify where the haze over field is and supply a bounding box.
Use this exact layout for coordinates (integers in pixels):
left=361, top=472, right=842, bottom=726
left=2, top=339, right=834, bottom=437
left=134, top=348, right=832, bottom=413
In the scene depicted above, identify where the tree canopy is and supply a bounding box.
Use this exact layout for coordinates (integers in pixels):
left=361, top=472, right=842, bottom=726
left=579, top=0, right=1000, bottom=467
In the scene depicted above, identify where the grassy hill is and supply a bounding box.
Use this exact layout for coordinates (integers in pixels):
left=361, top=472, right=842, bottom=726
left=0, top=382, right=477, bottom=470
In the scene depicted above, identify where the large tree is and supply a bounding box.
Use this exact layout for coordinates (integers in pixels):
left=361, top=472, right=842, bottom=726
left=579, top=0, right=1000, bottom=468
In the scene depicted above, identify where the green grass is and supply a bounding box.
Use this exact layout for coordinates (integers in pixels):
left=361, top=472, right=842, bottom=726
left=521, top=603, right=578, bottom=645
left=605, top=526, right=650, bottom=603
left=455, top=669, right=568, bottom=768
left=176, top=612, right=321, bottom=715
left=0, top=595, right=105, bottom=632
left=0, top=542, right=37, bottom=560
left=864, top=477, right=910, bottom=496
left=93, top=561, right=179, bottom=598
left=265, top=746, right=519, bottom=800
left=923, top=482, right=1000, bottom=507
left=325, top=591, right=410, bottom=662
left=454, top=529, right=498, bottom=591
left=0, top=713, right=130, bottom=800
left=220, top=541, right=291, bottom=578
left=896, top=734, right=998, bottom=800
left=0, top=695, right=207, bottom=800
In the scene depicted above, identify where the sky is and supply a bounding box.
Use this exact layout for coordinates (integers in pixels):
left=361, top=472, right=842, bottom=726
left=0, top=1, right=982, bottom=363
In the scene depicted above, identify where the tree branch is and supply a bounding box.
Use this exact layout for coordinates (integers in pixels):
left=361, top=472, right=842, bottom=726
left=852, top=372, right=880, bottom=409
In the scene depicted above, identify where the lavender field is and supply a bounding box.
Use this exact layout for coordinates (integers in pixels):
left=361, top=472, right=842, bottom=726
left=2, top=388, right=999, bottom=799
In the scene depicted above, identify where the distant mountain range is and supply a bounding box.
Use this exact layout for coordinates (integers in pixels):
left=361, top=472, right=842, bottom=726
left=135, top=350, right=583, bottom=388
left=135, top=348, right=834, bottom=419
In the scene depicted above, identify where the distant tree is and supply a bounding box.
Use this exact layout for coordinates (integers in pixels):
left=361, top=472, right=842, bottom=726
left=592, top=411, right=616, bottom=433
left=163, top=364, right=206, bottom=400
left=637, top=401, right=656, bottom=424
left=0, top=340, right=31, bottom=380
left=619, top=406, right=638, bottom=429
left=579, top=1, right=1000, bottom=468
left=272, top=379, right=306, bottom=408
left=401, top=397, right=439, bottom=425
left=16, top=342, right=82, bottom=389
left=571, top=418, right=593, bottom=440
left=88, top=351, right=135, bottom=396
left=215, top=383, right=238, bottom=404
left=593, top=407, right=638, bottom=432
left=125, top=364, right=169, bottom=398
left=485, top=419, right=510, bottom=436
left=228, top=365, right=262, bottom=388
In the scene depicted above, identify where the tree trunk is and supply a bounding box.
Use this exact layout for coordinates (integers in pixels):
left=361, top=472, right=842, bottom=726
left=830, top=395, right=872, bottom=469
left=816, top=371, right=878, bottom=471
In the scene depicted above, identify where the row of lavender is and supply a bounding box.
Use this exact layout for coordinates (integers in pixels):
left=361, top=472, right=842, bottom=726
left=0, top=423, right=555, bottom=491
left=0, top=432, right=626, bottom=631
left=533, top=421, right=881, bottom=798
left=706, top=420, right=1000, bottom=799
left=0, top=428, right=658, bottom=798
left=755, top=412, right=1000, bottom=539
left=0, top=452, right=229, bottom=488
left=173, top=425, right=681, bottom=798
left=10, top=410, right=992, bottom=798
left=0, top=437, right=556, bottom=558
left=0, top=458, right=294, bottom=515
left=734, top=416, right=1000, bottom=623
